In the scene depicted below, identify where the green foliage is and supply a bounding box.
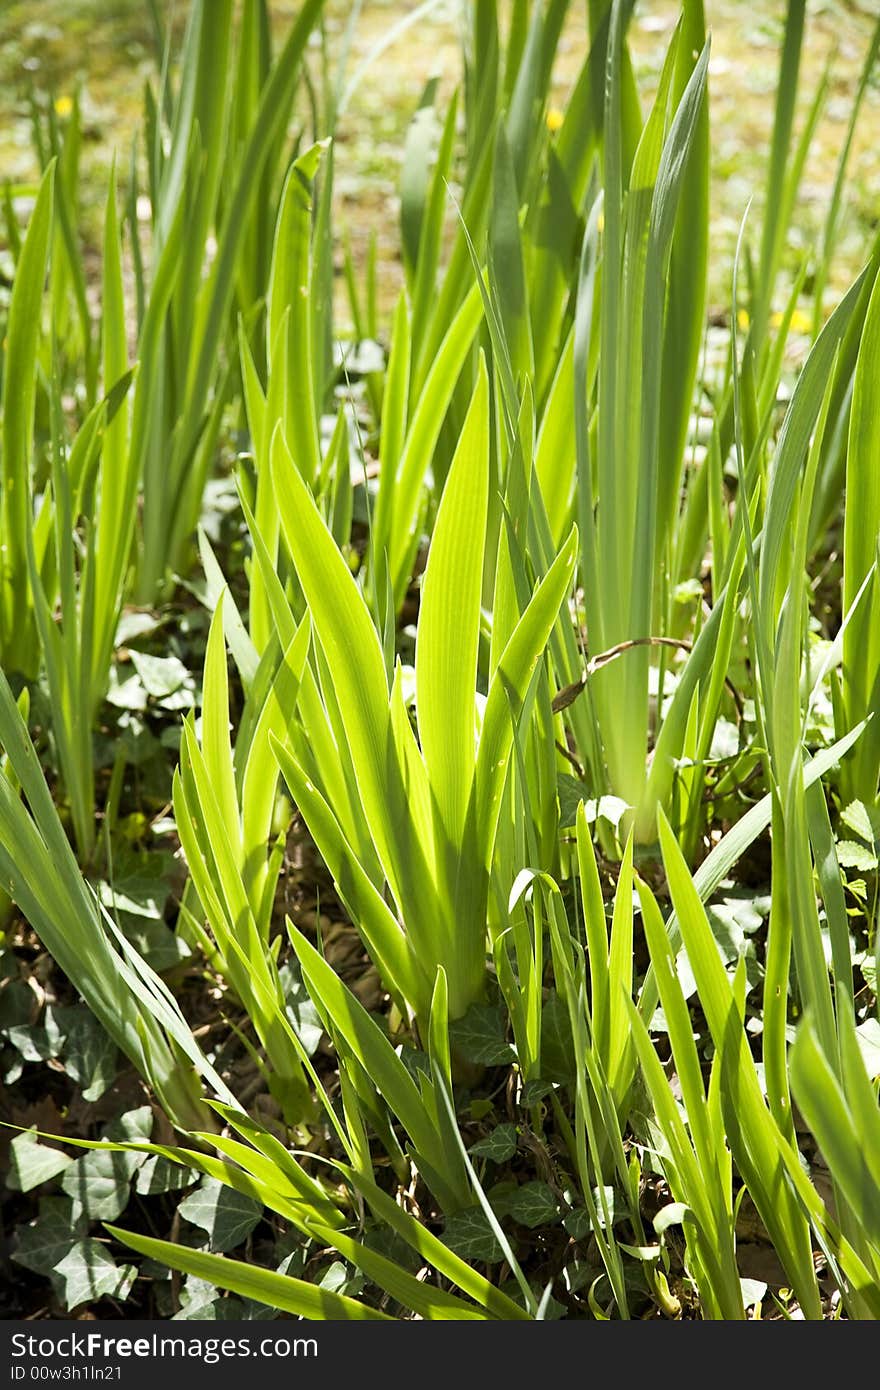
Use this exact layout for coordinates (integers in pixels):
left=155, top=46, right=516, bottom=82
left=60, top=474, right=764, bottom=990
left=2, top=0, right=880, bottom=1324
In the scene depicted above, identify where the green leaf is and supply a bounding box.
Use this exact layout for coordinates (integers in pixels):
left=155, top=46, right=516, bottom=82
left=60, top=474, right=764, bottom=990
left=415, top=360, right=489, bottom=845
left=105, top=1225, right=393, bottom=1320
left=13, top=1197, right=88, bottom=1276
left=835, top=840, right=878, bottom=871
left=178, top=1177, right=263, bottom=1252
left=129, top=650, right=193, bottom=701
left=653, top=1202, right=691, bottom=1235
left=468, top=1124, right=518, bottom=1164
left=497, top=1181, right=559, bottom=1229
left=442, top=1207, right=505, bottom=1264
left=55, top=1005, right=118, bottom=1101
left=840, top=800, right=876, bottom=845
left=386, top=280, right=485, bottom=604
left=8, top=1129, right=74, bottom=1192
left=450, top=1004, right=516, bottom=1066
left=0, top=160, right=55, bottom=671
left=61, top=1107, right=152, bottom=1221
left=519, top=1078, right=554, bottom=1107
left=540, top=991, right=575, bottom=1083
left=55, top=1241, right=136, bottom=1310
left=135, top=1155, right=197, bottom=1196
left=856, top=1020, right=880, bottom=1082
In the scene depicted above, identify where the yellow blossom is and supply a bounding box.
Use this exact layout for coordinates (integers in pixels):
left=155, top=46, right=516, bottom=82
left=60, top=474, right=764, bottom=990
left=771, top=307, right=812, bottom=333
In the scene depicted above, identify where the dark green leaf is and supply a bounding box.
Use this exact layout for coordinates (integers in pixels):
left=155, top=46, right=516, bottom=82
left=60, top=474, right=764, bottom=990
left=8, top=1129, right=73, bottom=1192
left=519, top=1078, right=554, bottom=1107
left=61, top=1107, right=152, bottom=1221
left=55, top=1006, right=118, bottom=1101
left=495, top=1181, right=559, bottom=1229
left=468, top=1124, right=518, bottom=1164
left=13, top=1197, right=88, bottom=1276
left=540, top=992, right=575, bottom=1082
left=442, top=1207, right=505, bottom=1264
left=178, top=1177, right=263, bottom=1252
left=135, top=1155, right=198, bottom=1196
left=449, top=1004, right=516, bottom=1066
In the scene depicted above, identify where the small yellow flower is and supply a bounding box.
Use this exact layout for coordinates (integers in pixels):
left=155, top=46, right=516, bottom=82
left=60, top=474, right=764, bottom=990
left=770, top=307, right=812, bottom=333
left=54, top=95, right=73, bottom=118
left=737, top=308, right=750, bottom=330
left=546, top=107, right=564, bottom=133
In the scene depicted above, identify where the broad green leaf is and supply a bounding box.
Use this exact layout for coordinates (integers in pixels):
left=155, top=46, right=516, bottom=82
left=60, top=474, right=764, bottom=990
left=201, top=595, right=240, bottom=857
left=105, top=1226, right=392, bottom=1320
left=475, top=526, right=577, bottom=860
left=13, top=1197, right=88, bottom=1277
left=55, top=1242, right=135, bottom=1311
left=178, top=1177, right=263, bottom=1252
left=442, top=1208, right=505, bottom=1264
left=790, top=1019, right=880, bottom=1239
left=8, top=1130, right=73, bottom=1192
left=469, top=1125, right=518, bottom=1164
left=416, top=361, right=489, bottom=843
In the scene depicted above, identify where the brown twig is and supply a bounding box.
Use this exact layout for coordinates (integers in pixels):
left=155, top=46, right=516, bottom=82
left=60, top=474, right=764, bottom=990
left=552, top=635, right=745, bottom=729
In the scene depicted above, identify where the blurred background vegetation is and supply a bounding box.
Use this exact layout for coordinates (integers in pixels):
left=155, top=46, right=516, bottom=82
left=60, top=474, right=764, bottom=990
left=1, top=0, right=878, bottom=324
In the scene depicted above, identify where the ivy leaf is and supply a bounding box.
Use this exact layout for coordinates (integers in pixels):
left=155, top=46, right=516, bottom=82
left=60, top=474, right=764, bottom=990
left=468, top=1124, right=518, bottom=1164
left=398, top=1046, right=432, bottom=1083
left=13, top=1197, right=88, bottom=1276
left=135, top=1155, right=197, bottom=1195
left=278, top=961, right=323, bottom=1056
left=54, top=1241, right=136, bottom=1310
left=0, top=978, right=35, bottom=1030
left=55, top=1005, right=118, bottom=1102
left=178, top=1177, right=263, bottom=1252
left=6, top=1005, right=66, bottom=1062
left=442, top=1207, right=505, bottom=1264
left=557, top=776, right=628, bottom=832
left=519, top=1078, right=554, bottom=1107
left=495, top=1180, right=559, bottom=1229
left=562, top=1187, right=617, bottom=1238
left=8, top=1129, right=73, bottom=1192
left=541, top=992, right=575, bottom=1083
left=120, top=917, right=190, bottom=971
left=116, top=611, right=163, bottom=646
left=61, top=1106, right=152, bottom=1221
left=173, top=1298, right=245, bottom=1320
left=106, top=669, right=148, bottom=711
left=449, top=1004, right=515, bottom=1066
left=740, top=1278, right=767, bottom=1310
left=562, top=1206, right=591, bottom=1240
left=129, top=650, right=192, bottom=701
left=363, top=1227, right=423, bottom=1275
left=97, top=874, right=188, bottom=971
